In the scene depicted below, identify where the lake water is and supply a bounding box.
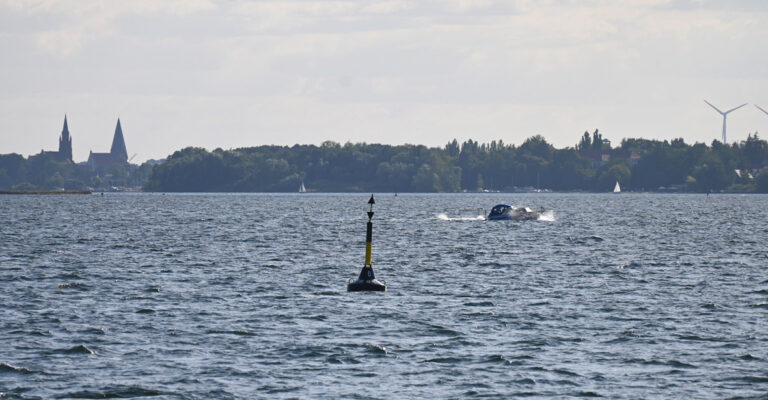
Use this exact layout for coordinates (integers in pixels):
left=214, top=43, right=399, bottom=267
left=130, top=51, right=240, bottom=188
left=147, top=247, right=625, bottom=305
left=1, top=193, right=767, bottom=399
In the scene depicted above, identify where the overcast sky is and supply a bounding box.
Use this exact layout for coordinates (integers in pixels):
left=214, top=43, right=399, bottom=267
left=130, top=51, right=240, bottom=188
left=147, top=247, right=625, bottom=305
left=2, top=0, right=768, bottom=163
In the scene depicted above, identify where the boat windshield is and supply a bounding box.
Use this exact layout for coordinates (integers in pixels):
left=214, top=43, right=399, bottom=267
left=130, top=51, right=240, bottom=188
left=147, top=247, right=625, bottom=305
left=491, top=205, right=510, bottom=214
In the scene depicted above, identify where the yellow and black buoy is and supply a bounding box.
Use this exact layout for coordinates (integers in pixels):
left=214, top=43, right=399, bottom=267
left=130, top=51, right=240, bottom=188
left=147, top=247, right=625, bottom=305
left=347, top=194, right=386, bottom=292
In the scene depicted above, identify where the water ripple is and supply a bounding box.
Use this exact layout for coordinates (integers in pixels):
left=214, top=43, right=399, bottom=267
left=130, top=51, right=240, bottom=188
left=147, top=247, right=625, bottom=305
left=1, top=193, right=767, bottom=398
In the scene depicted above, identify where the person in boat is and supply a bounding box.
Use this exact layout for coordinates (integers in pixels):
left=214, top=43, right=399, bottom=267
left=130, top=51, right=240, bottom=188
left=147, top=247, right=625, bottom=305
left=488, top=204, right=511, bottom=219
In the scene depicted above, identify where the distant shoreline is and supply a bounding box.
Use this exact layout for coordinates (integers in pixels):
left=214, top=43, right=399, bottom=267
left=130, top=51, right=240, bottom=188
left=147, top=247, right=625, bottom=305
left=0, top=190, right=92, bottom=195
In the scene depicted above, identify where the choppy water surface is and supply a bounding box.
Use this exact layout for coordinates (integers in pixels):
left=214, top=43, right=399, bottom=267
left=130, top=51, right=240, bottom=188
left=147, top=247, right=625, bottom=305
left=1, top=193, right=767, bottom=399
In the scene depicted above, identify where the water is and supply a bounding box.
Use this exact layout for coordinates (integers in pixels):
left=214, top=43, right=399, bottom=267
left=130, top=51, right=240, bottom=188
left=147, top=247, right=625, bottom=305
left=1, top=193, right=767, bottom=399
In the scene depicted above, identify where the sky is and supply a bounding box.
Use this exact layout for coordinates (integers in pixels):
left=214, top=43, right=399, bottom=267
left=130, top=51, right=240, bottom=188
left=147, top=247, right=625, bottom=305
left=1, top=0, right=768, bottom=163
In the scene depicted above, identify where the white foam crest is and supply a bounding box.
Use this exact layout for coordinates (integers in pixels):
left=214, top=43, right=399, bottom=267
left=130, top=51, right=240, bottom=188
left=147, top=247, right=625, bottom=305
left=436, top=213, right=485, bottom=221
left=538, top=210, right=556, bottom=221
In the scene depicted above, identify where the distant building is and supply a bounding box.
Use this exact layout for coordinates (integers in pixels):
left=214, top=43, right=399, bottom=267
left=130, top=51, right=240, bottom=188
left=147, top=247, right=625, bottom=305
left=88, top=119, right=129, bottom=171
left=31, top=116, right=73, bottom=163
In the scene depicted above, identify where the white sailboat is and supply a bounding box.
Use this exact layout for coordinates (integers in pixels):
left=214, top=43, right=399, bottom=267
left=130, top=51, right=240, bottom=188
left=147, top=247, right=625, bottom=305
left=613, top=181, right=621, bottom=193
left=299, top=182, right=307, bottom=193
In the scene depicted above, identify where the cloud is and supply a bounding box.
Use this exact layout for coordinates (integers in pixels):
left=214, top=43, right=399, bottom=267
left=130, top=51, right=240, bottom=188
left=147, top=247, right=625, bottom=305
left=1, top=0, right=768, bottom=162
left=3, top=0, right=217, bottom=55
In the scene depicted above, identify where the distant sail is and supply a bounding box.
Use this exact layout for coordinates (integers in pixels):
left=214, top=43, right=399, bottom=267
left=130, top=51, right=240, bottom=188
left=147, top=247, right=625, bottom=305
left=613, top=181, right=621, bottom=193
left=299, top=182, right=307, bottom=193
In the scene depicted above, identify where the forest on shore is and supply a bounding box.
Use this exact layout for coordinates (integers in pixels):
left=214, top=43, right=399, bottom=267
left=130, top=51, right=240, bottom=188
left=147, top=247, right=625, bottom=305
left=0, top=153, right=153, bottom=191
left=143, top=131, right=768, bottom=193
left=4, top=130, right=768, bottom=193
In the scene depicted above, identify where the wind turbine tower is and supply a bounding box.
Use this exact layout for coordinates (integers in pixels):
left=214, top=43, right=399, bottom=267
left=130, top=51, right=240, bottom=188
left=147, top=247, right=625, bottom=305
left=704, top=100, right=747, bottom=143
left=756, top=104, right=768, bottom=116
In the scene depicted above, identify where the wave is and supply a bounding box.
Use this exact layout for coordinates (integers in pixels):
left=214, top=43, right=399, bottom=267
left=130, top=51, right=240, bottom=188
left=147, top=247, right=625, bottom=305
left=60, top=385, right=164, bottom=399
left=56, top=344, right=95, bottom=354
left=364, top=343, right=389, bottom=355
left=9, top=329, right=51, bottom=337
left=618, top=262, right=643, bottom=269
left=0, top=362, right=36, bottom=374
left=538, top=210, right=556, bottom=221
left=436, top=213, right=485, bottom=221
left=206, top=329, right=257, bottom=336
left=463, top=301, right=495, bottom=307
left=57, top=282, right=88, bottom=291
left=420, top=356, right=464, bottom=364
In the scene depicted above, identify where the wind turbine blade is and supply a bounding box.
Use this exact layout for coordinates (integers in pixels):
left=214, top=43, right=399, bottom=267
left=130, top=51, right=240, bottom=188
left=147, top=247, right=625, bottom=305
left=755, top=104, right=768, bottom=116
left=724, top=103, right=748, bottom=114
left=704, top=100, right=724, bottom=114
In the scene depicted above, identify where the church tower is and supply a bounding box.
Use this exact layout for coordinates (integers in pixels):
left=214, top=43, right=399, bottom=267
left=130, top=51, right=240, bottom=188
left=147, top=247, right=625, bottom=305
left=58, top=115, right=73, bottom=162
left=110, top=118, right=128, bottom=163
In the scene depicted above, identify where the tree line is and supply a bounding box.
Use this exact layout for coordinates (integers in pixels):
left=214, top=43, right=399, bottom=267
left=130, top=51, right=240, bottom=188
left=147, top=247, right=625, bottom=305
left=142, top=131, right=768, bottom=193
left=4, top=131, right=768, bottom=192
left=0, top=153, right=153, bottom=191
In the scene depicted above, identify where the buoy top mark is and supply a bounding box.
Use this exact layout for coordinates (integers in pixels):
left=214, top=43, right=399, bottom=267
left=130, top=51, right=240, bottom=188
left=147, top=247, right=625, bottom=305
left=367, top=194, right=375, bottom=220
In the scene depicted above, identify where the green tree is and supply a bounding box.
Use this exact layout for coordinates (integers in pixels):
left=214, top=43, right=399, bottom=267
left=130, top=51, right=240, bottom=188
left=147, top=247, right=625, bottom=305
left=692, top=157, right=732, bottom=192
left=597, top=162, right=631, bottom=191
left=756, top=168, right=768, bottom=193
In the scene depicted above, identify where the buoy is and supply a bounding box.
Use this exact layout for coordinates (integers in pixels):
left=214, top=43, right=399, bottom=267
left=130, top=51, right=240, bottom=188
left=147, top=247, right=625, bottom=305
left=347, top=194, right=386, bottom=292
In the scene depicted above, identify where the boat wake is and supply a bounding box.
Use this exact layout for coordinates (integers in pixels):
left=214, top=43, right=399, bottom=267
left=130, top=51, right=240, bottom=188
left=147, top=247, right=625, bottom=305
left=436, top=213, right=486, bottom=221
left=538, top=210, right=556, bottom=222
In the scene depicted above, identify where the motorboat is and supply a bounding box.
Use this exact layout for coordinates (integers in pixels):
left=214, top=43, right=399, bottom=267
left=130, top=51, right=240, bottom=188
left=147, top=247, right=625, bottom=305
left=487, top=203, right=544, bottom=221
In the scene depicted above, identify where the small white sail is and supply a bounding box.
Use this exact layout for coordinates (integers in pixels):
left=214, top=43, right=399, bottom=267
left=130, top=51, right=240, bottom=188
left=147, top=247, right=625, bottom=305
left=613, top=181, right=621, bottom=193
left=299, top=182, right=307, bottom=193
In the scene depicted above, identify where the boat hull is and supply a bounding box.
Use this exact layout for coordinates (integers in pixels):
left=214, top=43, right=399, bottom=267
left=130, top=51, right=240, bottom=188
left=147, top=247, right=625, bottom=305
left=487, top=204, right=542, bottom=221
left=487, top=211, right=541, bottom=221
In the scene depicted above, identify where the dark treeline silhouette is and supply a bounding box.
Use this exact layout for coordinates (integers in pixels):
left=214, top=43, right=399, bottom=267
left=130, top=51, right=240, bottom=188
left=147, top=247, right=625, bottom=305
left=0, top=153, right=153, bottom=191
left=142, top=131, right=768, bottom=193
left=4, top=131, right=768, bottom=193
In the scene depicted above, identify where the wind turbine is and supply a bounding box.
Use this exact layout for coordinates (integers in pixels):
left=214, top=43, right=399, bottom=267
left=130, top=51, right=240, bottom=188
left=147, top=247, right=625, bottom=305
left=704, top=100, right=747, bottom=143
left=756, top=104, right=768, bottom=116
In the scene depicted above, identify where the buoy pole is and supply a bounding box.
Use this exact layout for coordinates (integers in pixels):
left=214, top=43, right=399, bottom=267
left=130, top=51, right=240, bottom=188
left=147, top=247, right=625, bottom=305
left=365, top=204, right=373, bottom=266
left=347, top=194, right=386, bottom=292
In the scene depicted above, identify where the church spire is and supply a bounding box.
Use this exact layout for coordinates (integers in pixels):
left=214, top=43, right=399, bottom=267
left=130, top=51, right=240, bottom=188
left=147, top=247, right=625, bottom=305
left=110, top=118, right=128, bottom=163
left=62, top=115, right=70, bottom=140
left=59, top=114, right=73, bottom=162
